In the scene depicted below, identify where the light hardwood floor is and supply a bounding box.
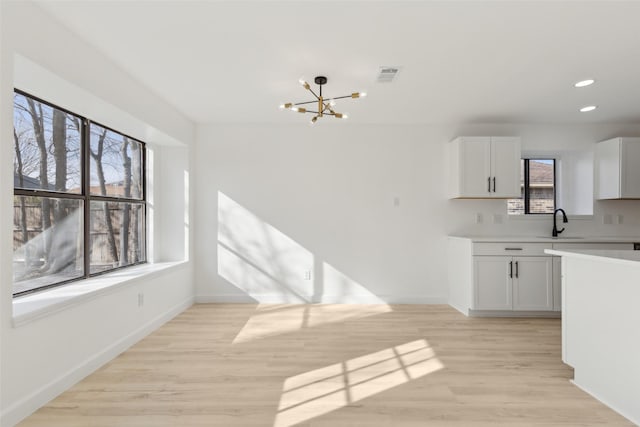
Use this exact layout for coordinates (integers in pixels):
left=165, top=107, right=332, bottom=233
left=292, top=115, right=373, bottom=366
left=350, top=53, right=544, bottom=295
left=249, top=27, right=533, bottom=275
left=19, top=304, right=634, bottom=426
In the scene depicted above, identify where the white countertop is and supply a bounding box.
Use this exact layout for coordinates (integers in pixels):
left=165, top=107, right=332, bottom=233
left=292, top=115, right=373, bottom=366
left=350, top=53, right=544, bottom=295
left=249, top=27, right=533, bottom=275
left=544, top=248, right=640, bottom=266
left=449, top=235, right=640, bottom=243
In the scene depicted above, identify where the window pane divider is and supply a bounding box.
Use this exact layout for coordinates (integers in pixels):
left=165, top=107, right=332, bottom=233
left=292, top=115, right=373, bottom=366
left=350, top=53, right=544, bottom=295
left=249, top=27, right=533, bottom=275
left=88, top=196, right=145, bottom=203
left=83, top=117, right=91, bottom=281
left=13, top=190, right=85, bottom=199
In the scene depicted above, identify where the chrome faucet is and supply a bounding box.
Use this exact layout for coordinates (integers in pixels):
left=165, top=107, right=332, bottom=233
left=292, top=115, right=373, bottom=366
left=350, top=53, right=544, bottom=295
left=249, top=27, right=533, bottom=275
left=552, top=208, right=568, bottom=237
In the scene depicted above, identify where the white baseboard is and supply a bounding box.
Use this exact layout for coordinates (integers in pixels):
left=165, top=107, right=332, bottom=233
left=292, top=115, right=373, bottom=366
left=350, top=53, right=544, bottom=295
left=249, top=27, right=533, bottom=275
left=1, top=296, right=194, bottom=427
left=195, top=294, right=448, bottom=304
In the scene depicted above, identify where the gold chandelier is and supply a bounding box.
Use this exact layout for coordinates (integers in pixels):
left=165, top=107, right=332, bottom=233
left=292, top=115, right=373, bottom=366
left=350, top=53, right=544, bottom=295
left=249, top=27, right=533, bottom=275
left=279, top=76, right=367, bottom=124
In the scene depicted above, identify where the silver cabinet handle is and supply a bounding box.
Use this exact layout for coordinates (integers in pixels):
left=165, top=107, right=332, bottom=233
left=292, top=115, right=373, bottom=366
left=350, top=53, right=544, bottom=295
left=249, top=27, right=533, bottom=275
left=515, top=261, right=519, bottom=278
left=504, top=248, right=523, bottom=251
left=487, top=177, right=491, bottom=192
left=492, top=177, right=496, bottom=192
left=509, top=261, right=513, bottom=278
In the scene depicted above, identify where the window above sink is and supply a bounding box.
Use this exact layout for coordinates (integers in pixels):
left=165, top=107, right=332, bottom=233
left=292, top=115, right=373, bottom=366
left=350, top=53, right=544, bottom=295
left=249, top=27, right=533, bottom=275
left=507, top=150, right=594, bottom=217
left=508, top=158, right=556, bottom=215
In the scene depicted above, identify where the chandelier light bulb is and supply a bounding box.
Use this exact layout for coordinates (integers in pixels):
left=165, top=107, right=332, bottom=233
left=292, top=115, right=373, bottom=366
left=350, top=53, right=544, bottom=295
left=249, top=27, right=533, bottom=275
left=299, top=79, right=310, bottom=90
left=359, top=92, right=367, bottom=97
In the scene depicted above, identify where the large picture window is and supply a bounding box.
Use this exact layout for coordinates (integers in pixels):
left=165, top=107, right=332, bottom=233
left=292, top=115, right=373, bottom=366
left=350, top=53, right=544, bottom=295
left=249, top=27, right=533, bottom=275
left=13, top=90, right=146, bottom=296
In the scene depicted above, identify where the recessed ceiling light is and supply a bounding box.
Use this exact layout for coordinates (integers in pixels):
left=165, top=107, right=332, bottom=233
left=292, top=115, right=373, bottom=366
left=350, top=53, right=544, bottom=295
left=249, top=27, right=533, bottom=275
left=575, top=79, right=595, bottom=88
left=580, top=105, right=597, bottom=112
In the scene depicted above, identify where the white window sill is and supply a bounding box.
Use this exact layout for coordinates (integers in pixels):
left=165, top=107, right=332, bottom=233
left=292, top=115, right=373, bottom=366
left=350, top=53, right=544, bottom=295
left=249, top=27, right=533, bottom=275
left=12, top=261, right=188, bottom=327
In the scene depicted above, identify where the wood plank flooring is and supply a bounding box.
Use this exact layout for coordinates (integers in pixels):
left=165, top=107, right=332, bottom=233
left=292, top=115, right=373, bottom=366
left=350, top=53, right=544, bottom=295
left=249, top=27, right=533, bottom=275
left=18, top=304, right=635, bottom=426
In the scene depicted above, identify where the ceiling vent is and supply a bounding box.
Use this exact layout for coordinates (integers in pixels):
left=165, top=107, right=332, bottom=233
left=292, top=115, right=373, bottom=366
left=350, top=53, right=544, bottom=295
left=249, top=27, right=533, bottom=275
left=376, top=66, right=401, bottom=83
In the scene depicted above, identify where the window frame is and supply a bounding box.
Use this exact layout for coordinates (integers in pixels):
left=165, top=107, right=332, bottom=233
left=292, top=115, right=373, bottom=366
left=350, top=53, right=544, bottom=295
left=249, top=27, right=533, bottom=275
left=12, top=89, right=147, bottom=297
left=520, top=158, right=556, bottom=215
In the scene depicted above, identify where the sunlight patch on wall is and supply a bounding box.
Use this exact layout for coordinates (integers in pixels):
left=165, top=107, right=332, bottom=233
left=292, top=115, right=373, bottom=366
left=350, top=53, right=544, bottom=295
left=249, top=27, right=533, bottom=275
left=218, top=244, right=308, bottom=303
left=218, top=192, right=314, bottom=301
left=232, top=304, right=392, bottom=345
left=274, top=339, right=443, bottom=427
left=218, top=192, right=389, bottom=306
left=321, top=262, right=387, bottom=304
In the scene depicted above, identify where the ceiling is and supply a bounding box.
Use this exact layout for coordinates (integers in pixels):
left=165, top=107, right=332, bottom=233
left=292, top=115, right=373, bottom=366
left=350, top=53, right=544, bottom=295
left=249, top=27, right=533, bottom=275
left=35, top=1, right=640, bottom=125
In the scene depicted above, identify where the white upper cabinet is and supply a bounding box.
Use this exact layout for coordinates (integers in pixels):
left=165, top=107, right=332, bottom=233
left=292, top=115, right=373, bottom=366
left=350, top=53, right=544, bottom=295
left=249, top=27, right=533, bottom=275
left=448, top=136, right=521, bottom=198
left=595, top=137, right=640, bottom=199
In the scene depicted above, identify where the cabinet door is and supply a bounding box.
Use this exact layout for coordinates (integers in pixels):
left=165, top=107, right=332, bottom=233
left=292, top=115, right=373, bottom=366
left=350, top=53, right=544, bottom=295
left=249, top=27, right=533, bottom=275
left=459, top=137, right=492, bottom=197
left=595, top=138, right=621, bottom=199
left=620, top=139, right=640, bottom=198
left=490, top=137, right=521, bottom=198
left=513, top=257, right=553, bottom=311
left=473, top=256, right=512, bottom=310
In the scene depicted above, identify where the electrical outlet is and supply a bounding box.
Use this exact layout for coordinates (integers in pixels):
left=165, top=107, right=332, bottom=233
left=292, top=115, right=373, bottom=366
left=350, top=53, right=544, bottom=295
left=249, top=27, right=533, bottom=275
left=617, top=214, right=624, bottom=225
left=475, top=213, right=483, bottom=224
left=393, top=197, right=400, bottom=207
left=137, top=292, right=144, bottom=307
left=303, top=270, right=312, bottom=281
left=603, top=214, right=613, bottom=225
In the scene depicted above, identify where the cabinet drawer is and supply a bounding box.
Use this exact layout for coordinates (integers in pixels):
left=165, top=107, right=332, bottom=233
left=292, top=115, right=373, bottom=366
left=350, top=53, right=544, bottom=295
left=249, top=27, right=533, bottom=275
left=473, top=243, right=550, bottom=256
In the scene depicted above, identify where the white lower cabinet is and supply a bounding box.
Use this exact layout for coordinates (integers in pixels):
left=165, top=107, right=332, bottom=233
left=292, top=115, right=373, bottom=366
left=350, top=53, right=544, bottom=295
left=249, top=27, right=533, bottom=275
left=512, top=257, right=553, bottom=311
left=474, top=256, right=552, bottom=311
left=448, top=238, right=637, bottom=317
left=474, top=256, right=512, bottom=310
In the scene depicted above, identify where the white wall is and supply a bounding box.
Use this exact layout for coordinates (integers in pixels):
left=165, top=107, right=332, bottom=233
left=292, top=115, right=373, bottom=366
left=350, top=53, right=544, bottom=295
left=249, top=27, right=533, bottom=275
left=194, top=122, right=640, bottom=304
left=0, top=2, right=196, bottom=425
